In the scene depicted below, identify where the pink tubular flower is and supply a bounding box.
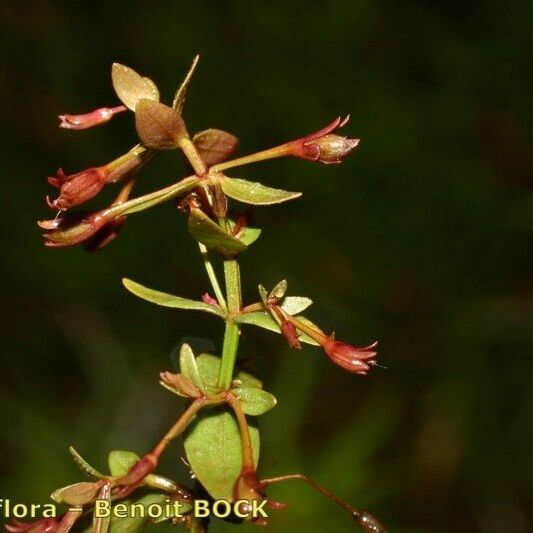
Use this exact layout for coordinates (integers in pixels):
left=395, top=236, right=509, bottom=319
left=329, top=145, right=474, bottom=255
left=59, top=105, right=127, bottom=130
left=322, top=338, right=378, bottom=375
left=288, top=116, right=359, bottom=164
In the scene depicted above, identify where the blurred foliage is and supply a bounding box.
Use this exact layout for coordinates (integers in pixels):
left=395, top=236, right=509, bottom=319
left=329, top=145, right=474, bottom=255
left=0, top=1, right=532, bottom=532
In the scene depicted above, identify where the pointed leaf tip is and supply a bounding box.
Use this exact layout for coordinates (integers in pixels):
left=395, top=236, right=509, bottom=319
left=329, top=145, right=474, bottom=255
left=122, top=278, right=224, bottom=317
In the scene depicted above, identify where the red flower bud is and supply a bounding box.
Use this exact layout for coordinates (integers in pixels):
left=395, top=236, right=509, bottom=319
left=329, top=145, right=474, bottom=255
left=47, top=167, right=108, bottom=210
left=323, top=339, right=378, bottom=375
left=281, top=320, right=301, bottom=349
left=38, top=210, right=112, bottom=248
left=58, top=105, right=127, bottom=130
left=47, top=146, right=151, bottom=211
left=288, top=116, right=359, bottom=164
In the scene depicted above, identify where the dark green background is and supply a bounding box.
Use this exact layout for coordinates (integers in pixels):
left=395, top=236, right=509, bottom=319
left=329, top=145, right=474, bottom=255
left=1, top=1, right=532, bottom=531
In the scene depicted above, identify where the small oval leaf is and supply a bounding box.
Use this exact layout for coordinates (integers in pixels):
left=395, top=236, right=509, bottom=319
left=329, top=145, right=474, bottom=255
left=188, top=208, right=247, bottom=255
left=112, top=63, right=159, bottom=111
left=193, top=129, right=239, bottom=166
left=184, top=407, right=260, bottom=501
left=51, top=482, right=101, bottom=506
left=221, top=177, right=301, bottom=205
left=270, top=280, right=287, bottom=299
left=108, top=450, right=140, bottom=477
left=280, top=296, right=313, bottom=315
left=122, top=278, right=223, bottom=317
left=135, top=99, right=186, bottom=150
left=233, top=387, right=277, bottom=416
left=195, top=353, right=262, bottom=391
left=179, top=343, right=205, bottom=391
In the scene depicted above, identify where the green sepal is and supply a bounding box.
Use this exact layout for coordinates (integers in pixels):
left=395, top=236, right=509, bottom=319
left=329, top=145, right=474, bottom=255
left=188, top=208, right=247, bottom=255
left=122, top=278, right=224, bottom=317
left=108, top=450, right=140, bottom=477
left=221, top=177, right=301, bottom=205
left=232, top=387, right=277, bottom=416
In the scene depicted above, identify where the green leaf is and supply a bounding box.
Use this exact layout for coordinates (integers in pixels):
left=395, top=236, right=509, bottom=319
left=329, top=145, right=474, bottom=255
left=108, top=450, right=140, bottom=477
left=109, top=494, right=168, bottom=533
left=188, top=208, right=247, bottom=255
left=173, top=55, right=200, bottom=113
left=69, top=446, right=104, bottom=479
left=135, top=99, right=186, bottom=150
left=122, top=278, right=224, bottom=317
left=221, top=177, right=301, bottom=205
left=193, top=128, right=238, bottom=166
left=195, top=353, right=262, bottom=391
left=281, top=296, right=313, bottom=315
left=236, top=312, right=321, bottom=346
left=233, top=387, right=277, bottom=416
left=112, top=63, right=159, bottom=111
left=270, top=279, right=288, bottom=299
left=179, top=343, right=205, bottom=391
left=234, top=369, right=263, bottom=389
left=51, top=482, right=101, bottom=506
left=236, top=225, right=261, bottom=246
left=184, top=407, right=260, bottom=501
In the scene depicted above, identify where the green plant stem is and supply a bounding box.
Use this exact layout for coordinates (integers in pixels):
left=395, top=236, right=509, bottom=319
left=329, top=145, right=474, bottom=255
left=198, top=242, right=227, bottom=312
left=179, top=137, right=208, bottom=176
left=217, top=257, right=242, bottom=388
left=210, top=143, right=291, bottom=173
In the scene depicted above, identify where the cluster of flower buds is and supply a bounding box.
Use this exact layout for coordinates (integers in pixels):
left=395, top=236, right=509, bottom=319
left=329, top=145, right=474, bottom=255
left=40, top=58, right=360, bottom=252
